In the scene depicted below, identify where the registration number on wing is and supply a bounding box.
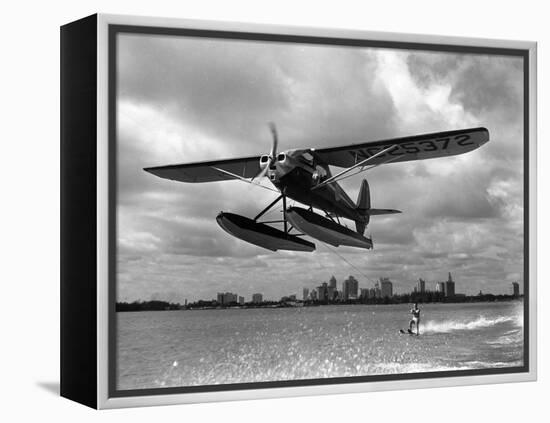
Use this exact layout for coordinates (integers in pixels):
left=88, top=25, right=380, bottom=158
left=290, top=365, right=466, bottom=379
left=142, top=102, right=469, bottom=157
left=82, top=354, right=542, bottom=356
left=351, top=134, right=474, bottom=161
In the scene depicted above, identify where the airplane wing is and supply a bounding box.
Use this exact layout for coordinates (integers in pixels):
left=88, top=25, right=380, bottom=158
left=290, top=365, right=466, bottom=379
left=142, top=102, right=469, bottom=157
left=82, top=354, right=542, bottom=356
left=144, top=155, right=261, bottom=183
left=313, top=127, right=489, bottom=168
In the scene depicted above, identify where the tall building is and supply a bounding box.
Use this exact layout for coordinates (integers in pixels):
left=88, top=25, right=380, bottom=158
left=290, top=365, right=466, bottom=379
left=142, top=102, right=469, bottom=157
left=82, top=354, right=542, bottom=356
left=445, top=281, right=455, bottom=297
left=327, top=285, right=335, bottom=301
left=252, top=293, right=263, bottom=303
left=342, top=276, right=359, bottom=300
left=303, top=288, right=309, bottom=301
left=217, top=292, right=238, bottom=305
left=374, top=281, right=381, bottom=298
left=512, top=282, right=520, bottom=297
left=417, top=278, right=426, bottom=294
left=329, top=275, right=337, bottom=289
left=436, top=282, right=446, bottom=295
left=310, top=289, right=318, bottom=301
left=238, top=296, right=245, bottom=305
left=368, top=287, right=377, bottom=299
left=380, top=277, right=393, bottom=298
left=445, top=272, right=455, bottom=297
left=223, top=292, right=238, bottom=304
left=350, top=276, right=358, bottom=298
left=317, top=282, right=329, bottom=301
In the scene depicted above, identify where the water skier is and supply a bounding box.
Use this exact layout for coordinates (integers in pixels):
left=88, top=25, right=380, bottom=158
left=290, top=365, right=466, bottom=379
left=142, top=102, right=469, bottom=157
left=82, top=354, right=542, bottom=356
left=409, top=302, right=421, bottom=335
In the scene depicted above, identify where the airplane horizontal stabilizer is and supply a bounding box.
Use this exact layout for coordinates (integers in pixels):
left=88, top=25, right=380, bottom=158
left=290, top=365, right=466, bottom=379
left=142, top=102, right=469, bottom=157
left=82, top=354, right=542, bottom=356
left=366, top=209, right=402, bottom=215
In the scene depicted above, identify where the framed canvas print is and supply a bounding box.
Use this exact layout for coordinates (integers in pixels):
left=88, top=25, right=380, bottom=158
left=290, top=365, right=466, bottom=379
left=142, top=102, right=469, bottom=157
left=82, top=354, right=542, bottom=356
left=60, top=13, right=537, bottom=409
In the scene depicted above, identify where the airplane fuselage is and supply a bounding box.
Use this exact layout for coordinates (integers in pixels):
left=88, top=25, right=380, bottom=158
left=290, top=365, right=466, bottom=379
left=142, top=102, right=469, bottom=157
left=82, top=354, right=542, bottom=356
left=267, top=158, right=364, bottom=223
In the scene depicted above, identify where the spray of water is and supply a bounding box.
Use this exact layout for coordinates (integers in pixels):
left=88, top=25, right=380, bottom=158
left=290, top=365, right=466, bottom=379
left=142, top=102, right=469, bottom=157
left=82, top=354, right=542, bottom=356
left=422, top=313, right=521, bottom=334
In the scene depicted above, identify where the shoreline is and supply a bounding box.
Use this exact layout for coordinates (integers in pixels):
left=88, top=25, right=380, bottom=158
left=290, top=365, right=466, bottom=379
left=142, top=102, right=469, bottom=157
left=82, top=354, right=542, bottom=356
left=116, top=295, right=523, bottom=312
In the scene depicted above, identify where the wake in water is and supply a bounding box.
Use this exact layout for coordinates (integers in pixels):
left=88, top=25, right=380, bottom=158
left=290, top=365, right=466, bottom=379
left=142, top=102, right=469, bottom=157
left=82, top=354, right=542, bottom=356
left=422, top=313, right=521, bottom=334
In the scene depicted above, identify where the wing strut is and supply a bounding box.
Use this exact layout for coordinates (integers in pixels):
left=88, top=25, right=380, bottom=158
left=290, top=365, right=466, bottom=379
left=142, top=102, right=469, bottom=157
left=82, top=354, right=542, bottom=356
left=313, top=144, right=399, bottom=190
left=211, top=166, right=280, bottom=193
left=329, top=152, right=405, bottom=184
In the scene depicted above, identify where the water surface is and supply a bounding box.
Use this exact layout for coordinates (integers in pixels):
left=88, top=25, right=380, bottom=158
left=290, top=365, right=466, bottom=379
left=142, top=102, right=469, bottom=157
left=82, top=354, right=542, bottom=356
left=117, top=301, right=523, bottom=390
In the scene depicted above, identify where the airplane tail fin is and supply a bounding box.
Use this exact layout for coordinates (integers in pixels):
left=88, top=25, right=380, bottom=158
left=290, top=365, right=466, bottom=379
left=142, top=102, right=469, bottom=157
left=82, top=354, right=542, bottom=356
left=355, top=179, right=401, bottom=235
left=355, top=180, right=371, bottom=234
left=356, top=179, right=371, bottom=211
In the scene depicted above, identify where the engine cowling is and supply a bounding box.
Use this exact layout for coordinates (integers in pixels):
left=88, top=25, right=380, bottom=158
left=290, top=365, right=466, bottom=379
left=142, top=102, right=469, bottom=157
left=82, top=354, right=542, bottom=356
left=259, top=155, right=270, bottom=170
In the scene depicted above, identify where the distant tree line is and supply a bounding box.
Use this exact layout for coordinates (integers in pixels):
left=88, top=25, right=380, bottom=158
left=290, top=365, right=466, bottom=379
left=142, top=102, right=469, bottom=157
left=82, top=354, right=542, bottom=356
left=116, top=300, right=181, bottom=312
left=185, top=299, right=284, bottom=309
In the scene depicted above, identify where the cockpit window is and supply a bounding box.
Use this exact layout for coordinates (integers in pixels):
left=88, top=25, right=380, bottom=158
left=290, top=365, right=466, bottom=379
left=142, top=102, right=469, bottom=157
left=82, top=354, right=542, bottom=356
left=312, top=164, right=328, bottom=185
left=316, top=165, right=328, bottom=178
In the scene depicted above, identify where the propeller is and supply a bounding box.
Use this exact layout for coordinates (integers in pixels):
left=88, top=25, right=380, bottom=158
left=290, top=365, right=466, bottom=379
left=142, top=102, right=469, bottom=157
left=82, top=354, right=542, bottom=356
left=252, top=122, right=279, bottom=181
left=268, top=122, right=278, bottom=158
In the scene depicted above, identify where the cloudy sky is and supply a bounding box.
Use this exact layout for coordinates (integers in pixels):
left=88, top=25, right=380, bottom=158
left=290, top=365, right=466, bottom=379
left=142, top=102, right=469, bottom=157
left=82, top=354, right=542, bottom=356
left=116, top=32, right=524, bottom=302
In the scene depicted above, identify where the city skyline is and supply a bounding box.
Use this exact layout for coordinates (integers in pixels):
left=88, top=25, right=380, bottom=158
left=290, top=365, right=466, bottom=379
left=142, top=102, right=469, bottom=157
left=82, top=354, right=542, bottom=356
left=128, top=271, right=523, bottom=303
left=127, top=272, right=521, bottom=304
left=116, top=33, right=525, bottom=303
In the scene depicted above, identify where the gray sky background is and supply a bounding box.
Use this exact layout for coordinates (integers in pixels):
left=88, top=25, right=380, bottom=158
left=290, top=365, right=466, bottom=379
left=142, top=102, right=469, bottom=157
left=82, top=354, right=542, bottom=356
left=116, top=33, right=524, bottom=302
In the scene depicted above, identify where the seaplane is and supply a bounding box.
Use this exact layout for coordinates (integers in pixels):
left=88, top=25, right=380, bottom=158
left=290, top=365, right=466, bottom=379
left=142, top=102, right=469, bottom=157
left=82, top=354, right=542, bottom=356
left=144, top=125, right=489, bottom=252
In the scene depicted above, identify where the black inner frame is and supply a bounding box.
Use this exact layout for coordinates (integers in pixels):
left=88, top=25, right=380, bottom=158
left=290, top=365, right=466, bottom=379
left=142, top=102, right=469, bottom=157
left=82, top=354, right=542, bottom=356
left=108, top=24, right=530, bottom=398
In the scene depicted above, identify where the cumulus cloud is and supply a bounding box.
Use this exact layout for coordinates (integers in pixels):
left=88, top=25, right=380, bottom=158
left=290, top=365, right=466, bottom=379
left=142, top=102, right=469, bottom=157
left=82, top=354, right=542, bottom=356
left=115, top=33, right=525, bottom=302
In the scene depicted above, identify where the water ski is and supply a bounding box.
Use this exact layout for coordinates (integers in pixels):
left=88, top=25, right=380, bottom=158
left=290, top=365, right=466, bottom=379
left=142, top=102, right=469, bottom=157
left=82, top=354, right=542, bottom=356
left=400, top=329, right=417, bottom=335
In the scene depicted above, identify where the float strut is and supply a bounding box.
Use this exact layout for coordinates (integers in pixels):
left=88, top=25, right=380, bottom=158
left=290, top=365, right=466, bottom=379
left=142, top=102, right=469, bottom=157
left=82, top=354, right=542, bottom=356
left=254, top=194, right=283, bottom=221
left=283, top=195, right=288, bottom=233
